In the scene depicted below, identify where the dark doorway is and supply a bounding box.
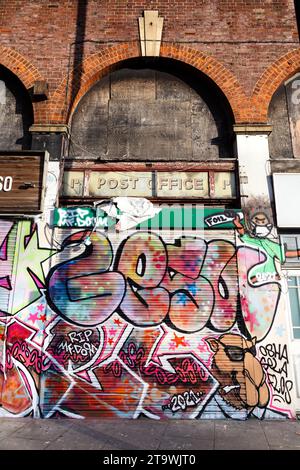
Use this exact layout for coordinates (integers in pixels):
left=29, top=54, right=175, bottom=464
left=0, top=66, right=33, bottom=150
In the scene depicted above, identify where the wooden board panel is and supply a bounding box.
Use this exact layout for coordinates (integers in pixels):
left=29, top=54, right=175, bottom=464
left=0, top=153, right=47, bottom=213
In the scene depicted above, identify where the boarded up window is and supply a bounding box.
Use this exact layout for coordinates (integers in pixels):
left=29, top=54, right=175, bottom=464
left=269, top=74, right=300, bottom=160
left=70, top=58, right=235, bottom=162
left=0, top=66, right=33, bottom=150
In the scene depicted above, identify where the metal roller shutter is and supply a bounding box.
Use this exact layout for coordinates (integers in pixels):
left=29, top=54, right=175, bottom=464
left=39, top=216, right=248, bottom=419
left=0, top=220, right=17, bottom=315
left=0, top=220, right=18, bottom=410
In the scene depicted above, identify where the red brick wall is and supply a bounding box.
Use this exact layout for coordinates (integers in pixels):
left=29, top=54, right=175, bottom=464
left=0, top=0, right=299, bottom=123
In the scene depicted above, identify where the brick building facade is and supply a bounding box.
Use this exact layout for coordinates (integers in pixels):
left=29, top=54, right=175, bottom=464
left=0, top=1, right=299, bottom=419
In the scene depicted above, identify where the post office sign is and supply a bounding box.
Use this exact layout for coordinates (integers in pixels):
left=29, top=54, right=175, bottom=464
left=88, top=171, right=152, bottom=197
left=63, top=169, right=236, bottom=200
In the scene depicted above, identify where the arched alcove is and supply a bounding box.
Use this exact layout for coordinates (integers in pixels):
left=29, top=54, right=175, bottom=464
left=69, top=58, right=235, bottom=162
left=0, top=65, right=33, bottom=150
left=268, top=72, right=300, bottom=160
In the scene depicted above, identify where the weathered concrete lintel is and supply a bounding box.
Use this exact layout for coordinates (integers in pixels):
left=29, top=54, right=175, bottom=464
left=30, top=124, right=70, bottom=135
left=234, top=124, right=273, bottom=135
left=63, top=159, right=237, bottom=171
left=270, top=159, right=300, bottom=173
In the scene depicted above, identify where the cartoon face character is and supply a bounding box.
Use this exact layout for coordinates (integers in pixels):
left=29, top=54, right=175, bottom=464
left=206, top=334, right=269, bottom=411
left=249, top=212, right=273, bottom=238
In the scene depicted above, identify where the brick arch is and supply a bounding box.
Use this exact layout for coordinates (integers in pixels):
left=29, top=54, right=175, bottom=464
left=0, top=45, right=45, bottom=123
left=252, top=48, right=300, bottom=122
left=0, top=45, right=43, bottom=89
left=49, top=42, right=251, bottom=124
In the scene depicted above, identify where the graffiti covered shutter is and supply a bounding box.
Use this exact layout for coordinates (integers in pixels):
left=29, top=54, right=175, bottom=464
left=0, top=221, right=19, bottom=411
left=0, top=220, right=56, bottom=417
left=0, top=220, right=17, bottom=315
left=0, top=220, right=18, bottom=396
left=40, top=221, right=251, bottom=419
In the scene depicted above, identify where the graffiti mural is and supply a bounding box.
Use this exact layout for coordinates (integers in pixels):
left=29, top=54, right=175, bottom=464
left=259, top=343, right=293, bottom=406
left=0, top=210, right=296, bottom=419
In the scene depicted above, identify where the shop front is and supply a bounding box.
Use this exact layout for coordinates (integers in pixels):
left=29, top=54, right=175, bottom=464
left=0, top=161, right=296, bottom=419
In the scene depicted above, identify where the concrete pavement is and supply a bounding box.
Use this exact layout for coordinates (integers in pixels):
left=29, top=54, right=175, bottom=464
left=0, top=418, right=298, bottom=450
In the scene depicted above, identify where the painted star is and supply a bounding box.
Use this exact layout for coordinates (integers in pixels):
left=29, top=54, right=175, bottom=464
left=37, top=304, right=45, bottom=312
left=28, top=312, right=39, bottom=324
left=11, top=223, right=57, bottom=314
left=114, top=319, right=122, bottom=326
left=39, top=313, right=47, bottom=323
left=109, top=328, right=117, bottom=336
left=172, top=333, right=186, bottom=348
left=108, top=338, right=114, bottom=346
left=186, top=283, right=198, bottom=297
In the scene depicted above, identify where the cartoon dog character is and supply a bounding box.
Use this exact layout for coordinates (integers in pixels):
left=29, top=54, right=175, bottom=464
left=206, top=333, right=269, bottom=411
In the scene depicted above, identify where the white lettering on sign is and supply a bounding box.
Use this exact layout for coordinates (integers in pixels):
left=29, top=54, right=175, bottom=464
left=63, top=171, right=84, bottom=197
left=98, top=177, right=147, bottom=191
left=89, top=172, right=153, bottom=197
left=157, top=178, right=204, bottom=191
left=213, top=172, right=236, bottom=198
left=0, top=176, right=13, bottom=192
left=156, top=172, right=208, bottom=197
left=65, top=170, right=236, bottom=199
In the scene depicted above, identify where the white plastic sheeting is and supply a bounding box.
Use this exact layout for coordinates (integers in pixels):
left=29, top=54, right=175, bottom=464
left=98, top=197, right=161, bottom=231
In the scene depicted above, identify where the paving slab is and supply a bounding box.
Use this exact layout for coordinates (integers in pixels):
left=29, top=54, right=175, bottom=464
left=70, top=420, right=163, bottom=439
left=11, top=418, right=74, bottom=441
left=0, top=418, right=28, bottom=440
left=44, top=426, right=108, bottom=450
left=214, top=421, right=270, bottom=450
left=0, top=437, right=49, bottom=450
left=45, top=421, right=162, bottom=450
left=71, top=418, right=168, bottom=439
left=101, top=429, right=161, bottom=450
left=158, top=437, right=213, bottom=450
left=164, top=420, right=215, bottom=440
left=102, top=436, right=160, bottom=451
left=261, top=421, right=300, bottom=449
